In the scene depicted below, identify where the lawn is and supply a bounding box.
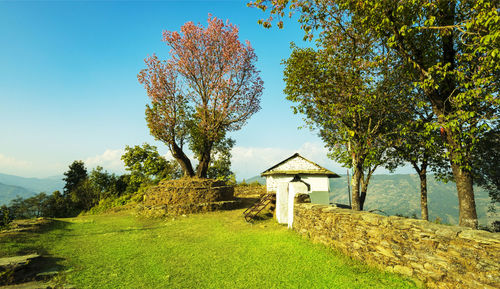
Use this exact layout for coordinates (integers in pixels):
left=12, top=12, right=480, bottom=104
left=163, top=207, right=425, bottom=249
left=0, top=209, right=420, bottom=288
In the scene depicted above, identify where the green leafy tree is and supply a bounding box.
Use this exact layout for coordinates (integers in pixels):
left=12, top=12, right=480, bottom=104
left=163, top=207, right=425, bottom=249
left=121, top=143, right=181, bottom=189
left=249, top=0, right=499, bottom=228
left=63, top=160, right=88, bottom=195
left=205, top=137, right=235, bottom=182
left=87, top=166, right=130, bottom=201
left=0, top=205, right=11, bottom=229
left=283, top=39, right=403, bottom=210
left=8, top=193, right=49, bottom=219
left=70, top=179, right=98, bottom=212
left=41, top=190, right=68, bottom=218
left=389, top=103, right=449, bottom=220
left=471, top=123, right=499, bottom=204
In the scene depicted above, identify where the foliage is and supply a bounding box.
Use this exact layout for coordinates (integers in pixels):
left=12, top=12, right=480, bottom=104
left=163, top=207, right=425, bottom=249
left=41, top=190, right=69, bottom=218
left=205, top=137, right=235, bottom=182
left=0, top=211, right=418, bottom=288
left=121, top=143, right=181, bottom=187
left=282, top=26, right=404, bottom=210
left=387, top=94, right=449, bottom=220
left=138, top=15, right=263, bottom=178
left=63, top=160, right=88, bottom=195
left=0, top=205, right=11, bottom=229
left=471, top=123, right=500, bottom=203
left=249, top=0, right=499, bottom=228
left=86, top=194, right=136, bottom=215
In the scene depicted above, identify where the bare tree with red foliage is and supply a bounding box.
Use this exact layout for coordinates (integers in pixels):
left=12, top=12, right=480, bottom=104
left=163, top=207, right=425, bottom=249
left=138, top=16, right=263, bottom=178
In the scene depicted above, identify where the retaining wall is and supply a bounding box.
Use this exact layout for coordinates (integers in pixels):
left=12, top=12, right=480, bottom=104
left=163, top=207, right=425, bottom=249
left=293, top=198, right=500, bottom=288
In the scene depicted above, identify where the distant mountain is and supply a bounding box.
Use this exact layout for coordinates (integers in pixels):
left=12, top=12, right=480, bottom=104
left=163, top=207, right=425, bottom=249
left=0, top=173, right=64, bottom=193
left=249, top=174, right=498, bottom=227
left=0, top=182, right=36, bottom=205
left=242, top=176, right=265, bottom=185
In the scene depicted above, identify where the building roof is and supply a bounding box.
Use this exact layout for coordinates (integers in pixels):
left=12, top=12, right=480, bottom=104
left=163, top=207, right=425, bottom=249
left=261, top=153, right=340, bottom=178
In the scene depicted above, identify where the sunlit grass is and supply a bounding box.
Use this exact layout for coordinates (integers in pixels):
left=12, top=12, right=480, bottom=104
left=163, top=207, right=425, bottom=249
left=0, top=209, right=419, bottom=288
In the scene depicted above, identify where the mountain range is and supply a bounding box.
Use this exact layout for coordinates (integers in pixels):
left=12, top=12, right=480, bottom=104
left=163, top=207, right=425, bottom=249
left=0, top=173, right=64, bottom=205
left=244, top=174, right=499, bottom=227
left=1, top=172, right=498, bottom=227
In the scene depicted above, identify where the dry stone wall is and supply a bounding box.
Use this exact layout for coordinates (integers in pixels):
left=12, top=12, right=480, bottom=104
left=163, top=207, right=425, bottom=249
left=139, top=178, right=238, bottom=217
left=293, top=198, right=500, bottom=289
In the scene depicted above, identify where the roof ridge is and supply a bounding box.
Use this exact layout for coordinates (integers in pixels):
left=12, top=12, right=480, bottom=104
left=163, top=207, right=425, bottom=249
left=260, top=153, right=339, bottom=178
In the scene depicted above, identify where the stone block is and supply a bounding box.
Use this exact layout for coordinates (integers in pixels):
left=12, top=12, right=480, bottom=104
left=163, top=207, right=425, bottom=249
left=393, top=265, right=413, bottom=276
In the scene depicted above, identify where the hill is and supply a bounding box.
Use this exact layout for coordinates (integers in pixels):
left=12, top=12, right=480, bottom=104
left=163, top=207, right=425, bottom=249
left=0, top=182, right=35, bottom=205
left=330, top=174, right=498, bottom=226
left=0, top=173, right=64, bottom=205
left=0, top=173, right=63, bottom=194
left=246, top=174, right=498, bottom=226
left=242, top=175, right=266, bottom=185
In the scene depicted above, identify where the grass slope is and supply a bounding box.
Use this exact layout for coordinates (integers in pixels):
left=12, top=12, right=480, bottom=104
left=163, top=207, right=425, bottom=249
left=1, top=209, right=419, bottom=289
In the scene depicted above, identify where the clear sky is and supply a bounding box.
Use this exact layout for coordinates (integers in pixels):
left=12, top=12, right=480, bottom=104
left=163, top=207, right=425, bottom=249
left=0, top=0, right=411, bottom=180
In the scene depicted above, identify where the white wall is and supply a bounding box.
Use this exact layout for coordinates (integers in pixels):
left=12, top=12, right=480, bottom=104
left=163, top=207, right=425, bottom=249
left=301, top=175, right=329, bottom=192
left=266, top=175, right=329, bottom=192
left=270, top=174, right=332, bottom=226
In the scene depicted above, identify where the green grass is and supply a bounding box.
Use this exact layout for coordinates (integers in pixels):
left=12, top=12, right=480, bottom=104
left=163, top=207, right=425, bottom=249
left=0, top=209, right=420, bottom=289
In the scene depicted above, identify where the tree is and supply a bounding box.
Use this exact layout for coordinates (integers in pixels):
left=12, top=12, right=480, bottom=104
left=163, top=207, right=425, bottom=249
left=283, top=38, right=403, bottom=210
left=41, top=190, right=68, bottom=218
left=471, top=122, right=500, bottom=204
left=0, top=205, right=10, bottom=228
left=249, top=0, right=499, bottom=228
left=138, top=15, right=263, bottom=178
left=121, top=143, right=181, bottom=188
left=205, top=137, right=235, bottom=182
left=63, top=160, right=88, bottom=195
left=389, top=99, right=449, bottom=221
left=69, top=179, right=97, bottom=212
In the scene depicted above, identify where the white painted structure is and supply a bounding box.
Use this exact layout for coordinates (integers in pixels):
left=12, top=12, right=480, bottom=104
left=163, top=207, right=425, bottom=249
left=261, top=153, right=340, bottom=226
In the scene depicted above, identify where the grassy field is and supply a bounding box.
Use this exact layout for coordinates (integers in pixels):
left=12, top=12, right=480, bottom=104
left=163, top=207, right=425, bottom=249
left=0, top=209, right=420, bottom=288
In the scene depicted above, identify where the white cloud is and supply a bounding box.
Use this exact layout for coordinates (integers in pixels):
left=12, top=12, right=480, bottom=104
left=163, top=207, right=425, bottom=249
left=0, top=154, right=32, bottom=170
left=84, top=149, right=126, bottom=173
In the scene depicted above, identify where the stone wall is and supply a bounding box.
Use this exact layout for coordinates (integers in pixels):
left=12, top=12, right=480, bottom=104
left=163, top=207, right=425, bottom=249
left=144, top=178, right=234, bottom=206
left=293, top=199, right=500, bottom=289
left=139, top=178, right=238, bottom=217
left=234, top=184, right=266, bottom=197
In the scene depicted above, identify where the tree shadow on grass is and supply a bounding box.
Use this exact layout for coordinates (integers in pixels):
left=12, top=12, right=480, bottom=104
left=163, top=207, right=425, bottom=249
left=0, top=219, right=72, bottom=257
left=0, top=219, right=70, bottom=286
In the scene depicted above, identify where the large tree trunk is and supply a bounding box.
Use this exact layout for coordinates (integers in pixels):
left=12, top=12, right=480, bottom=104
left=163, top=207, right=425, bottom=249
left=450, top=153, right=478, bottom=228
left=359, top=180, right=367, bottom=211
left=351, top=158, right=363, bottom=211
left=436, top=0, right=476, bottom=228
left=196, top=141, right=213, bottom=178
left=171, top=142, right=195, bottom=177
left=411, top=161, right=429, bottom=221
left=418, top=166, right=429, bottom=221
left=359, top=167, right=375, bottom=211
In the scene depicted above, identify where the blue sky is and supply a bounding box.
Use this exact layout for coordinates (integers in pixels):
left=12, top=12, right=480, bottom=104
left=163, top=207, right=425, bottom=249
left=0, top=0, right=410, bottom=179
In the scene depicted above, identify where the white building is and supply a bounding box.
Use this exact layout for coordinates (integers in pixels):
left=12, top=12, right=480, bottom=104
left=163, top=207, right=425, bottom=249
left=261, top=153, right=340, bottom=226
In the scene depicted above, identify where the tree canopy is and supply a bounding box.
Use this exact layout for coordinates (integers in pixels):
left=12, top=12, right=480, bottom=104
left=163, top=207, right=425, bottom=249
left=138, top=15, right=263, bottom=179
left=250, top=0, right=499, bottom=228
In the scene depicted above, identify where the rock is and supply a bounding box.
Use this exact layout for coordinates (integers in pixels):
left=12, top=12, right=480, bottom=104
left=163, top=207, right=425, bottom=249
left=393, top=265, right=413, bottom=276
left=0, top=254, right=40, bottom=269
